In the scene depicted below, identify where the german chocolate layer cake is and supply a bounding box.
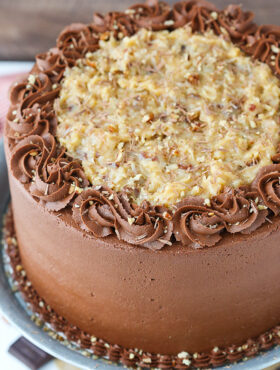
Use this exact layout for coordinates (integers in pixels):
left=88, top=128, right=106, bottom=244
left=4, top=0, right=280, bottom=367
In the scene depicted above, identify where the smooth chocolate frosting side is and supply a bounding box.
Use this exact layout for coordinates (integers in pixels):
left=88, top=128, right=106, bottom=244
left=5, top=210, right=280, bottom=368
left=5, top=0, right=280, bottom=250
left=6, top=160, right=280, bottom=357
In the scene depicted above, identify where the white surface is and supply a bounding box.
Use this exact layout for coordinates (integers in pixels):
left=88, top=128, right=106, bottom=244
left=0, top=61, right=33, bottom=76
left=0, top=318, right=56, bottom=370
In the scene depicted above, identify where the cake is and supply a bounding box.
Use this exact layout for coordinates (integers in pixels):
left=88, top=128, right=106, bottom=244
left=4, top=0, right=280, bottom=367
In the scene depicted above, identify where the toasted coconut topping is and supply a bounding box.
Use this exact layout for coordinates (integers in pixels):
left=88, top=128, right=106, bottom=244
left=56, top=27, right=280, bottom=206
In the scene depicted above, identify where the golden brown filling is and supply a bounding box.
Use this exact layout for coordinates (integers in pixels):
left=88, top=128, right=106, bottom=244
left=55, top=27, right=280, bottom=206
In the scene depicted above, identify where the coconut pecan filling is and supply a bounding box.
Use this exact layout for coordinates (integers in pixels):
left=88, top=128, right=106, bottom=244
left=55, top=27, right=280, bottom=206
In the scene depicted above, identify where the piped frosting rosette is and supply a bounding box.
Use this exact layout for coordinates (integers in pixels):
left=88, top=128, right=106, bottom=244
left=73, top=188, right=173, bottom=250
left=10, top=134, right=89, bottom=211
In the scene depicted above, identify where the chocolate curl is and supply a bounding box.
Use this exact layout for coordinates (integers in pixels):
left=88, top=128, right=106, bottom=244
left=252, top=164, right=280, bottom=215
left=173, top=197, right=225, bottom=247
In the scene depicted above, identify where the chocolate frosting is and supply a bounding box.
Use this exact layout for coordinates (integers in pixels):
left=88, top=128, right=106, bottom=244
left=173, top=0, right=218, bottom=32
left=252, top=164, right=280, bottom=216
left=73, top=189, right=173, bottom=250
left=6, top=0, right=280, bottom=250
left=10, top=133, right=89, bottom=211
left=218, top=5, right=257, bottom=42
left=130, top=0, right=171, bottom=31
left=173, top=197, right=224, bottom=247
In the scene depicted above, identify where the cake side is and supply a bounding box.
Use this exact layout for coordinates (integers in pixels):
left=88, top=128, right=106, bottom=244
left=5, top=155, right=280, bottom=356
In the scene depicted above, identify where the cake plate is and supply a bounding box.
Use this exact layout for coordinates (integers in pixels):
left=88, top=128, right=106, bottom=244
left=0, top=137, right=280, bottom=370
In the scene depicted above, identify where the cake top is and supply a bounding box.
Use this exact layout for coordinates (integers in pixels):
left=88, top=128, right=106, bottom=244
left=56, top=26, right=280, bottom=206
left=6, top=0, right=280, bottom=250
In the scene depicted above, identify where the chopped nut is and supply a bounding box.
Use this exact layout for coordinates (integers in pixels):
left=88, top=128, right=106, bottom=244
left=204, top=198, right=211, bottom=207
left=163, top=211, right=172, bottom=220
left=257, top=204, right=268, bottom=210
left=127, top=217, right=135, bottom=225
left=187, top=74, right=200, bottom=84
left=29, top=151, right=38, bottom=156
left=142, top=358, right=152, bottom=364
left=142, top=113, right=154, bottom=123
left=211, top=11, right=218, bottom=20
left=182, top=359, right=191, bottom=366
left=271, top=44, right=280, bottom=54
left=100, top=32, right=110, bottom=41
left=125, top=9, right=136, bottom=15
left=164, top=19, right=175, bottom=26
left=178, top=351, right=189, bottom=359
left=28, top=74, right=36, bottom=85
